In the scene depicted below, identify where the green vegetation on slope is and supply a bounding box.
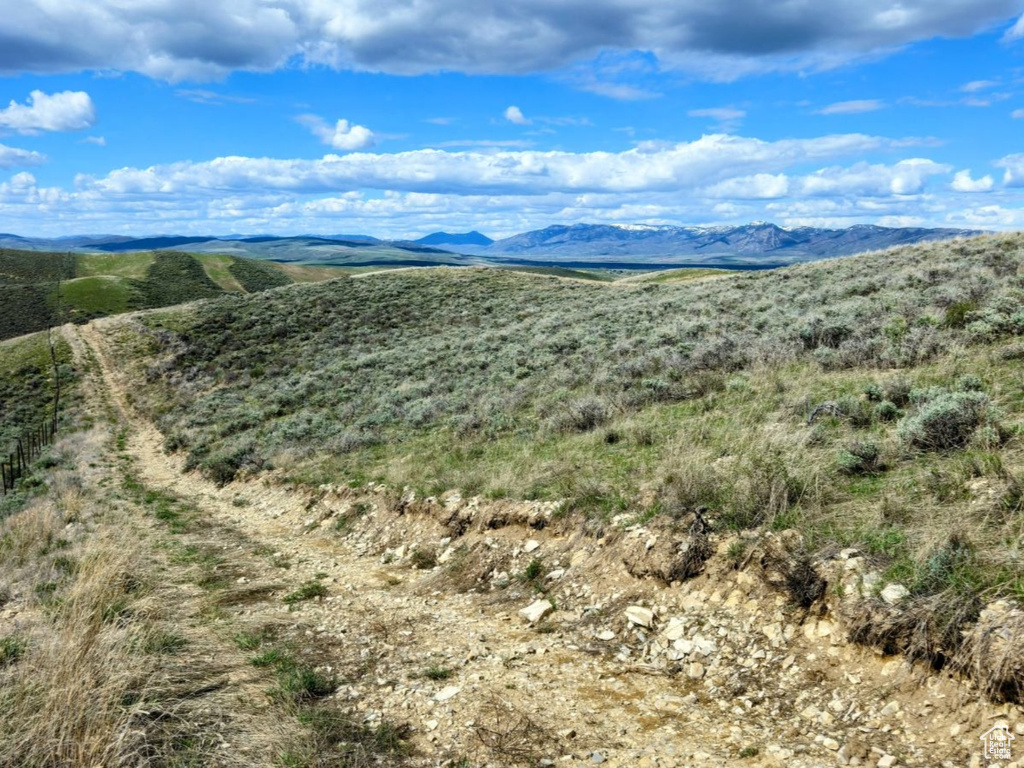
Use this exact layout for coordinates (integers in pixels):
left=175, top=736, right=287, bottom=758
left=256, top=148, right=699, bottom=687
left=133, top=251, right=225, bottom=306
left=0, top=251, right=76, bottom=340
left=0, top=284, right=55, bottom=340
left=227, top=256, right=294, bottom=292
left=77, top=252, right=154, bottom=280
left=0, top=250, right=76, bottom=284
left=0, top=332, right=76, bottom=520
left=59, top=276, right=134, bottom=320
left=0, top=333, right=73, bottom=449
left=0, top=248, right=351, bottom=341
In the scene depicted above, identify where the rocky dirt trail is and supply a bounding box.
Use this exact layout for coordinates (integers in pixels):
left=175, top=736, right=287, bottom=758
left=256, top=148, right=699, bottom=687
left=68, top=319, right=1023, bottom=768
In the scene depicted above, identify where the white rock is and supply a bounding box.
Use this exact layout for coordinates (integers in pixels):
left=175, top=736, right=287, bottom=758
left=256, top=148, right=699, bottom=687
left=625, top=605, right=655, bottom=628
left=545, top=569, right=566, bottom=581
left=433, top=686, right=461, bottom=702
left=596, top=630, right=616, bottom=641
left=876, top=755, right=897, bottom=768
left=823, top=737, right=840, bottom=750
left=881, top=584, right=910, bottom=605
left=519, top=599, right=554, bottom=624
left=687, top=662, right=705, bottom=679
left=879, top=701, right=901, bottom=717
left=661, top=617, right=688, bottom=641
left=673, top=639, right=694, bottom=655
left=692, top=634, right=717, bottom=656
left=425, top=719, right=439, bottom=731
left=523, top=539, right=541, bottom=554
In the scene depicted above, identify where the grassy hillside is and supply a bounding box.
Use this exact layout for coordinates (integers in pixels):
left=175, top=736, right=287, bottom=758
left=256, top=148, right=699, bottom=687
left=0, top=333, right=73, bottom=450
left=105, top=235, right=1024, bottom=624
left=0, top=252, right=76, bottom=340
left=0, top=332, right=75, bottom=520
left=0, top=249, right=349, bottom=341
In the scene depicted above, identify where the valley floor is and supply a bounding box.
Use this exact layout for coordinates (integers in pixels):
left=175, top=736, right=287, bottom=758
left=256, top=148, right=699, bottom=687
left=2, top=318, right=1015, bottom=766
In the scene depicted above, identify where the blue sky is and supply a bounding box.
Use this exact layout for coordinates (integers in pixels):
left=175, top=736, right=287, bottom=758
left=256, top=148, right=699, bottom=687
left=1, top=1, right=1024, bottom=238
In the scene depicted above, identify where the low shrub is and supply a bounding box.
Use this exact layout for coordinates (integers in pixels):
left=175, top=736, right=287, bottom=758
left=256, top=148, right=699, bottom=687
left=874, top=400, right=901, bottom=422
left=551, top=396, right=609, bottom=432
left=410, top=547, right=437, bottom=570
left=943, top=300, right=977, bottom=329
left=837, top=441, right=883, bottom=475
left=897, top=390, right=998, bottom=450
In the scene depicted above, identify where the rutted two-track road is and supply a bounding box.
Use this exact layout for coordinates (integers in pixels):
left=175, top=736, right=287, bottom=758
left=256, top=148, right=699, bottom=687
left=67, top=319, right=1018, bottom=768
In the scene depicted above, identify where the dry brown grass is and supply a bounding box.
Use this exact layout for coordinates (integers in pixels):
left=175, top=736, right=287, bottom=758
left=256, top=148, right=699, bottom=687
left=0, top=425, right=296, bottom=767
left=958, top=599, right=1024, bottom=703
left=0, top=533, right=157, bottom=767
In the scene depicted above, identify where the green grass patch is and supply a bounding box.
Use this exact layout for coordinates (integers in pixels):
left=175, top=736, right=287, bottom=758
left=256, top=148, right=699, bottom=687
left=0, top=636, right=26, bottom=666
left=192, top=253, right=246, bottom=292
left=283, top=581, right=328, bottom=604
left=420, top=665, right=454, bottom=681
left=76, top=252, right=154, bottom=279
left=143, top=631, right=189, bottom=655
left=59, top=276, right=134, bottom=319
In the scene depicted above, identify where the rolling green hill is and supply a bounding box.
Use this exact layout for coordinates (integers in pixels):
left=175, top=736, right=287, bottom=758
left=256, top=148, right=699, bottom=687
left=0, top=249, right=348, bottom=341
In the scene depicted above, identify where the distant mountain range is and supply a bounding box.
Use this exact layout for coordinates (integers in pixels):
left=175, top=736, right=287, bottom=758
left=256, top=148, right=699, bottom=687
left=413, top=231, right=494, bottom=248
left=465, top=223, right=982, bottom=265
left=0, top=223, right=982, bottom=269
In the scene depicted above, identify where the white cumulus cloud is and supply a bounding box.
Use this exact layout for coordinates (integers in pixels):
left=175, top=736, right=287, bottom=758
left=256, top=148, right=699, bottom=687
left=951, top=169, right=994, bottom=192
left=798, top=158, right=951, bottom=196
left=72, top=133, right=910, bottom=198
left=0, top=90, right=95, bottom=134
left=504, top=106, right=530, bottom=125
left=297, top=115, right=376, bottom=151
left=0, top=130, right=1013, bottom=238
